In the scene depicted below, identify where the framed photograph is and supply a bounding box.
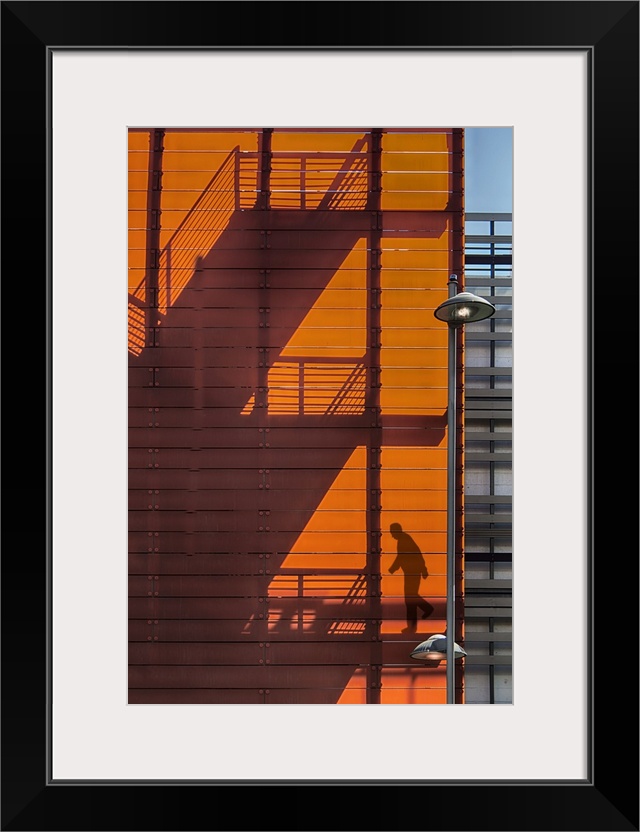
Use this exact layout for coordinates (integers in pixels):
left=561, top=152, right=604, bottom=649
left=2, top=2, right=637, bottom=830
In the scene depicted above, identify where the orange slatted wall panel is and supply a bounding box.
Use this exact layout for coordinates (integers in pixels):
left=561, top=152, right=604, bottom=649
left=128, top=127, right=464, bottom=704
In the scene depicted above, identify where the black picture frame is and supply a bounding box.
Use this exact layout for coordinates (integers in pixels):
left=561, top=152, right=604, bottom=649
left=2, top=2, right=638, bottom=830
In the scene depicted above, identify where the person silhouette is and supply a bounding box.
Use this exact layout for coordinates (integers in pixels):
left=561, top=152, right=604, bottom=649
left=389, top=522, right=434, bottom=633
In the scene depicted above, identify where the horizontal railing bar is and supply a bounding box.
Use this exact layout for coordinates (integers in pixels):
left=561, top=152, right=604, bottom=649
left=465, top=579, right=512, bottom=591
left=465, top=235, right=512, bottom=243
left=464, top=333, right=513, bottom=342
left=464, top=512, right=513, bottom=522
left=464, top=278, right=513, bottom=287
left=465, top=412, right=513, bottom=421
left=464, top=529, right=513, bottom=539
left=465, top=389, right=513, bottom=398
left=465, top=368, right=513, bottom=376
left=464, top=400, right=512, bottom=409
left=464, top=454, right=512, bottom=463
left=464, top=655, right=512, bottom=665
left=462, top=632, right=513, bottom=642
left=465, top=495, right=512, bottom=504
left=465, top=433, right=513, bottom=442
left=464, top=552, right=512, bottom=561
left=464, top=608, right=513, bottom=618
left=466, top=213, right=513, bottom=222
left=465, top=597, right=512, bottom=607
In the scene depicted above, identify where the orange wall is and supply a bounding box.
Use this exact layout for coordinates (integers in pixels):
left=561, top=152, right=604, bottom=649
left=128, top=128, right=464, bottom=704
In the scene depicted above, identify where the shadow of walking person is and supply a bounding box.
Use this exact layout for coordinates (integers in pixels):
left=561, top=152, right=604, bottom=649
left=389, top=522, right=434, bottom=634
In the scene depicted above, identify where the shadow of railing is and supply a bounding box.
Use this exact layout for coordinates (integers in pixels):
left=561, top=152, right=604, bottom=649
left=267, top=569, right=372, bottom=638
left=128, top=147, right=240, bottom=355
left=157, top=147, right=239, bottom=313
left=128, top=139, right=372, bottom=356
left=268, top=140, right=369, bottom=211
left=127, top=293, right=146, bottom=356
left=266, top=359, right=367, bottom=416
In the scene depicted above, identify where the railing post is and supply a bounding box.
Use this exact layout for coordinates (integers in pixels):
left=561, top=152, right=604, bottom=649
left=366, top=129, right=383, bottom=702
left=145, top=129, right=164, bottom=344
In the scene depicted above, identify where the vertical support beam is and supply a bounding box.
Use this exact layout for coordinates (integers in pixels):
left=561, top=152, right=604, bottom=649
left=257, top=129, right=273, bottom=616
left=452, top=128, right=466, bottom=704
left=367, top=129, right=383, bottom=703
left=455, top=307, right=465, bottom=705
left=257, top=128, right=272, bottom=410
left=446, top=276, right=459, bottom=705
left=145, top=129, right=164, bottom=342
left=258, top=128, right=273, bottom=211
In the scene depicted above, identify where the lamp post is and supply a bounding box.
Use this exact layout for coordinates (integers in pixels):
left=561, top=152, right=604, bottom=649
left=434, top=274, right=496, bottom=703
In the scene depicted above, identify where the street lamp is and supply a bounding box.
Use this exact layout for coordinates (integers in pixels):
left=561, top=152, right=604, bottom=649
left=410, top=633, right=467, bottom=662
left=433, top=274, right=496, bottom=703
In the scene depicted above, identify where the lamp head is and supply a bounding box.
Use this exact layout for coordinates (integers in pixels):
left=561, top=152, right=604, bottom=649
left=434, top=291, right=496, bottom=325
left=410, top=634, right=467, bottom=661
